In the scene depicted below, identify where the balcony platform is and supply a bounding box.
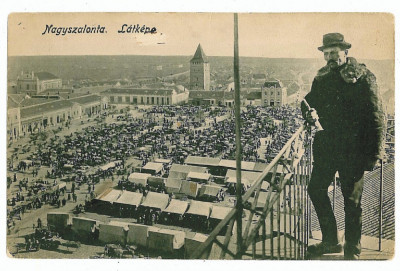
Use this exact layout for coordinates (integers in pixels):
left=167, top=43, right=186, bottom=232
left=308, top=231, right=394, bottom=260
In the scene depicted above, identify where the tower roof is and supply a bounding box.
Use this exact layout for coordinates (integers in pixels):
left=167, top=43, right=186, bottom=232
left=190, top=44, right=209, bottom=63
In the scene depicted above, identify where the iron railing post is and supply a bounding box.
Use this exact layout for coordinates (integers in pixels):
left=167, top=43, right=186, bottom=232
left=233, top=13, right=243, bottom=259
left=379, top=159, right=384, bottom=251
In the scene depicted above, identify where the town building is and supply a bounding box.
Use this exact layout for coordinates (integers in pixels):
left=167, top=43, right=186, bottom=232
left=101, top=87, right=189, bottom=106
left=16, top=71, right=62, bottom=95
left=7, top=93, right=107, bottom=141
left=261, top=80, right=287, bottom=107
left=189, top=44, right=210, bottom=91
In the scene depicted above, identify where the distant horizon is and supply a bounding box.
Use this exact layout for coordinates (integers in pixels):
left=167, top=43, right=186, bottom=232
left=7, top=54, right=394, bottom=61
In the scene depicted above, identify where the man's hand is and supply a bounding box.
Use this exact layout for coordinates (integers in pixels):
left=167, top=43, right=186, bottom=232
left=305, top=108, right=319, bottom=125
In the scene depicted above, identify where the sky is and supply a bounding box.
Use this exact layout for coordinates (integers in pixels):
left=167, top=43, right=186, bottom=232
left=8, top=12, right=394, bottom=59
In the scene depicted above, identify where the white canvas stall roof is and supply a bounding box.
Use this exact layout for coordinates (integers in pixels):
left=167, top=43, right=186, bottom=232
left=179, top=180, right=200, bottom=198
left=141, top=192, right=169, bottom=210
left=143, top=162, right=163, bottom=172
left=100, top=162, right=115, bottom=171
left=128, top=172, right=151, bottom=186
left=186, top=201, right=212, bottom=217
left=154, top=158, right=172, bottom=164
left=226, top=177, right=251, bottom=186
left=115, top=191, right=143, bottom=206
left=184, top=156, right=220, bottom=166
left=148, top=228, right=185, bottom=251
left=96, top=189, right=122, bottom=203
left=162, top=199, right=189, bottom=215
left=170, top=164, right=208, bottom=174
left=127, top=224, right=157, bottom=247
left=253, top=162, right=268, bottom=172
left=199, top=185, right=221, bottom=197
left=210, top=205, right=233, bottom=220
left=219, top=160, right=256, bottom=171
left=184, top=233, right=209, bottom=259
left=186, top=233, right=208, bottom=243
left=225, top=169, right=262, bottom=184
left=166, top=178, right=183, bottom=189
left=187, top=172, right=211, bottom=181
left=256, top=191, right=270, bottom=208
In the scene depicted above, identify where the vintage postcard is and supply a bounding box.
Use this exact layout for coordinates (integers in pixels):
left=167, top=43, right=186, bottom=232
left=5, top=12, right=395, bottom=262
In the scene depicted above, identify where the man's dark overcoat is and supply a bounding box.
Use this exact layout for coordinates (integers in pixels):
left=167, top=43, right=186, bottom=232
left=301, top=61, right=385, bottom=170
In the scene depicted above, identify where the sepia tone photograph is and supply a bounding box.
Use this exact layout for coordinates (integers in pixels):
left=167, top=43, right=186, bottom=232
left=5, top=11, right=395, bottom=262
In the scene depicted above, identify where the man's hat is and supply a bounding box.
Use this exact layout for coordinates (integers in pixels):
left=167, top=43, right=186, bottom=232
left=318, top=33, right=351, bottom=51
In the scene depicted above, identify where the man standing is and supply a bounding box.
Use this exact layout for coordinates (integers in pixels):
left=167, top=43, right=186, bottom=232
left=302, top=33, right=385, bottom=260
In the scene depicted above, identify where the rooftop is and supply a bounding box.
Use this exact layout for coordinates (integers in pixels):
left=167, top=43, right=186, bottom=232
left=102, top=88, right=174, bottom=96
left=190, top=44, right=209, bottom=63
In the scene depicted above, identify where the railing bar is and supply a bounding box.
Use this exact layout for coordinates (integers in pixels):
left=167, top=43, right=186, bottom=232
left=277, top=193, right=281, bottom=260
left=301, top=159, right=305, bottom=259
left=214, top=239, right=236, bottom=258
left=262, top=219, right=266, bottom=259
left=219, top=218, right=235, bottom=259
left=283, top=184, right=287, bottom=260
left=294, top=163, right=297, bottom=260
left=243, top=164, right=278, bottom=244
left=189, top=127, right=304, bottom=259
left=243, top=175, right=292, bottom=250
left=243, top=177, right=265, bottom=240
left=270, top=206, right=274, bottom=259
left=289, top=181, right=293, bottom=259
left=252, top=238, right=256, bottom=259
left=379, top=159, right=384, bottom=251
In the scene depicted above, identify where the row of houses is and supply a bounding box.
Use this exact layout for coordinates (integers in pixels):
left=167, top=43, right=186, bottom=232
left=7, top=93, right=108, bottom=141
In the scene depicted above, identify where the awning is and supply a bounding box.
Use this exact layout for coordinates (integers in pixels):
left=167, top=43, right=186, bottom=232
left=165, top=178, right=183, bottom=193
left=219, top=160, right=256, bottom=171
left=186, top=200, right=212, bottom=217
left=128, top=172, right=151, bottom=186
left=179, top=180, right=200, bottom=198
left=154, top=158, right=172, bottom=164
left=114, top=191, right=143, bottom=207
left=142, top=162, right=163, bottom=173
left=162, top=199, right=189, bottom=215
left=140, top=192, right=169, bottom=210
left=210, top=205, right=232, bottom=220
left=199, top=185, right=222, bottom=197
left=226, top=177, right=251, bottom=186
left=187, top=172, right=211, bottom=182
left=96, top=189, right=122, bottom=203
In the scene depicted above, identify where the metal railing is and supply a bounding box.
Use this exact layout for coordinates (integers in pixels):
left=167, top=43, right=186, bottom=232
left=189, top=125, right=312, bottom=259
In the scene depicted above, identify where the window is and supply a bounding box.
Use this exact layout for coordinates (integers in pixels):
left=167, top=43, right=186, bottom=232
left=110, top=96, right=115, bottom=102
left=118, top=96, right=123, bottom=103
left=166, top=97, right=169, bottom=105
left=151, top=97, right=155, bottom=104
left=147, top=97, right=150, bottom=104
left=271, top=91, right=274, bottom=96
left=125, top=96, right=130, bottom=103
left=27, top=84, right=29, bottom=90
left=141, top=97, right=144, bottom=104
